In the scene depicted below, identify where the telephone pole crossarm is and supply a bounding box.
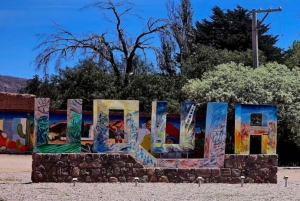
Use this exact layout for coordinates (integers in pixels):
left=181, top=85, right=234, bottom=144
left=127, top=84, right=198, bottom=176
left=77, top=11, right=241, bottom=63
left=252, top=7, right=282, bottom=69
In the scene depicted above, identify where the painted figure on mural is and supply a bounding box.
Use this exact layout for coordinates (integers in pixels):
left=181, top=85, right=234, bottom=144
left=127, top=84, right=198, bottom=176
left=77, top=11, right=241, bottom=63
left=114, top=125, right=125, bottom=143
left=139, top=118, right=152, bottom=151
left=162, top=135, right=181, bottom=158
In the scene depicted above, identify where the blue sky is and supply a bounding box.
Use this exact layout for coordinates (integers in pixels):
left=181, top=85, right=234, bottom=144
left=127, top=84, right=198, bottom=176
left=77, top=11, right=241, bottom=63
left=1, top=0, right=300, bottom=79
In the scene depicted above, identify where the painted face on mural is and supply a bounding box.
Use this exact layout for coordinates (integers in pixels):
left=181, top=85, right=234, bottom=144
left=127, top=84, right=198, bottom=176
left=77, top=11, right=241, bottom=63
left=166, top=138, right=174, bottom=144
left=146, top=119, right=151, bottom=131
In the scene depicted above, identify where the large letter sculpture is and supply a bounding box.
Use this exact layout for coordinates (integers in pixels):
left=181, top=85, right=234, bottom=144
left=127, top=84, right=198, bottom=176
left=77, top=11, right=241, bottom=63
left=235, top=104, right=277, bottom=154
left=151, top=101, right=196, bottom=153
left=93, top=100, right=139, bottom=152
left=151, top=101, right=228, bottom=168
left=33, top=98, right=82, bottom=153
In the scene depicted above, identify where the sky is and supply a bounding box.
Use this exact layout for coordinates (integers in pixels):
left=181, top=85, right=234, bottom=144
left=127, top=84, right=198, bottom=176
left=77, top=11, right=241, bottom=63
left=1, top=0, right=300, bottom=79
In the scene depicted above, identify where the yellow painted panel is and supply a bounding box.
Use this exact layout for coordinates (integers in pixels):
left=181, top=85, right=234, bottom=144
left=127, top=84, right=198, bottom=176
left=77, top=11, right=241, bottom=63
left=0, top=119, right=3, bottom=130
left=262, top=135, right=268, bottom=154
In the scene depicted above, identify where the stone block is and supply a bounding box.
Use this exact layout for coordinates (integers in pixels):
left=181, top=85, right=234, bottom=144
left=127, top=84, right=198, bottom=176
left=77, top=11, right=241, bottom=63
left=133, top=168, right=146, bottom=177
left=57, top=176, right=66, bottom=182
left=61, top=167, right=70, bottom=176
left=150, top=175, right=158, bottom=182
left=91, top=169, right=101, bottom=177
left=234, top=161, right=246, bottom=169
left=258, top=168, right=270, bottom=176
left=109, top=177, right=118, bottom=183
left=140, top=175, right=149, bottom=183
left=92, top=162, right=102, bottom=168
left=78, top=162, right=92, bottom=169
left=49, top=167, right=57, bottom=176
left=119, top=176, right=127, bottom=182
left=195, top=169, right=211, bottom=177
left=60, top=154, right=69, bottom=161
left=70, top=161, right=80, bottom=167
left=211, top=168, right=221, bottom=176
left=55, top=161, right=68, bottom=167
left=69, top=154, right=77, bottom=161
left=224, top=160, right=234, bottom=168
left=85, top=176, right=93, bottom=183
left=71, top=167, right=80, bottom=177
left=65, top=176, right=73, bottom=182
left=231, top=169, right=241, bottom=177
left=114, top=167, right=120, bottom=175
left=236, top=155, right=244, bottom=161
left=80, top=169, right=90, bottom=176
left=33, top=153, right=42, bottom=163
left=134, top=162, right=144, bottom=168
left=245, top=177, right=254, bottom=183
left=126, top=163, right=134, bottom=168
left=249, top=155, right=258, bottom=162
left=76, top=154, right=84, bottom=161
left=113, top=161, right=126, bottom=167
left=36, top=164, right=45, bottom=172
left=158, top=176, right=169, bottom=183
left=50, top=154, right=61, bottom=162
left=109, top=154, right=121, bottom=161
left=269, top=166, right=278, bottom=175
left=146, top=168, right=155, bottom=176
left=220, top=168, right=231, bottom=177
left=85, top=154, right=93, bottom=162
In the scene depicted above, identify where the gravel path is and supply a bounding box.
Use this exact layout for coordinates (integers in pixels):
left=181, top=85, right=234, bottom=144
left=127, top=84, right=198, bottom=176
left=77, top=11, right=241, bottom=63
left=0, top=154, right=300, bottom=201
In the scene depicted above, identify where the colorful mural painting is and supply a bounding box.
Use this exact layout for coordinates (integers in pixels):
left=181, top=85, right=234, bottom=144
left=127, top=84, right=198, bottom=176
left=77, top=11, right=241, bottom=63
left=93, top=100, right=139, bottom=152
left=151, top=101, right=196, bottom=154
left=203, top=102, right=228, bottom=167
left=234, top=104, right=277, bottom=154
left=155, top=102, right=228, bottom=168
left=34, top=98, right=82, bottom=153
left=0, top=112, right=34, bottom=153
left=2, top=98, right=277, bottom=170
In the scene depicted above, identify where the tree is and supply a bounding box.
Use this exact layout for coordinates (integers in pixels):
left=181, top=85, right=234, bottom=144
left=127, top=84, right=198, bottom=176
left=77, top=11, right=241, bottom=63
left=19, top=75, right=59, bottom=105
left=33, top=0, right=166, bottom=87
left=181, top=44, right=267, bottom=79
left=156, top=0, right=194, bottom=75
left=182, top=62, right=300, bottom=147
left=22, top=58, right=184, bottom=112
left=194, top=6, right=283, bottom=63
left=284, top=40, right=300, bottom=69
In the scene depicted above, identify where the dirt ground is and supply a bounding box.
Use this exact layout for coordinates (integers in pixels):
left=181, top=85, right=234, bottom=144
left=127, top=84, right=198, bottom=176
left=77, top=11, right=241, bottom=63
left=0, top=154, right=299, bottom=181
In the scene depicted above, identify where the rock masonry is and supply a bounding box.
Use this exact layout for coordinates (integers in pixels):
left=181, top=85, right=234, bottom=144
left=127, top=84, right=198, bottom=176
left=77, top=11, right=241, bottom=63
left=32, top=153, right=278, bottom=183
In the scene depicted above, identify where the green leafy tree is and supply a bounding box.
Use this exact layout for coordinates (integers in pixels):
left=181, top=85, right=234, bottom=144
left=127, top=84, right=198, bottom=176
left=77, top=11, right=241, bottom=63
left=19, top=75, right=59, bottom=105
left=182, top=62, right=300, bottom=147
left=50, top=60, right=120, bottom=110
left=22, top=58, right=184, bottom=113
left=194, top=6, right=283, bottom=63
left=284, top=40, right=300, bottom=69
left=181, top=44, right=266, bottom=79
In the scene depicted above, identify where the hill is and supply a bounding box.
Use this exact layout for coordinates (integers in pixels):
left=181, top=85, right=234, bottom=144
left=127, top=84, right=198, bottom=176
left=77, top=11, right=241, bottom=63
left=0, top=75, right=27, bottom=93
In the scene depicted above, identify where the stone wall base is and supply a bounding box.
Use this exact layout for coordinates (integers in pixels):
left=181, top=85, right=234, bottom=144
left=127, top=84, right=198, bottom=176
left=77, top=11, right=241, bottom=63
left=32, top=153, right=278, bottom=183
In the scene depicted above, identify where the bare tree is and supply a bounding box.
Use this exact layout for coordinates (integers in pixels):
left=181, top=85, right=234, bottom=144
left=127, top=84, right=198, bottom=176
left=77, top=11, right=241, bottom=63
left=33, top=0, right=166, bottom=87
left=156, top=0, right=194, bottom=75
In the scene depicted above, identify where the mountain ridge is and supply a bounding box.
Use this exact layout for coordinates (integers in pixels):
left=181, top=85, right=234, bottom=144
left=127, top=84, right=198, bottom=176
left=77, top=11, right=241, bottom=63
left=0, top=75, right=28, bottom=93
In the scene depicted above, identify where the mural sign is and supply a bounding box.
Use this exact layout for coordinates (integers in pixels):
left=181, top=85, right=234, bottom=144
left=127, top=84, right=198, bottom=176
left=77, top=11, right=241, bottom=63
left=155, top=102, right=228, bottom=168
left=34, top=98, right=82, bottom=153
left=1, top=98, right=277, bottom=169
left=235, top=104, right=277, bottom=154
left=93, top=100, right=139, bottom=153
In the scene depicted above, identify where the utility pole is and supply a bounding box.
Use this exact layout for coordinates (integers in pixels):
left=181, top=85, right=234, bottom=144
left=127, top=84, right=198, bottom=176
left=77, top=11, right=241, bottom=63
left=252, top=7, right=282, bottom=69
